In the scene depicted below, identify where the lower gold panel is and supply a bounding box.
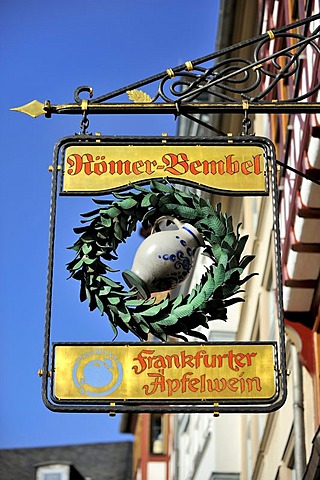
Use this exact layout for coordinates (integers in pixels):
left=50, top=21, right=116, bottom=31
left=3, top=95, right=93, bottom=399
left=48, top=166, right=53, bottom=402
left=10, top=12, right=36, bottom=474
left=52, top=343, right=277, bottom=402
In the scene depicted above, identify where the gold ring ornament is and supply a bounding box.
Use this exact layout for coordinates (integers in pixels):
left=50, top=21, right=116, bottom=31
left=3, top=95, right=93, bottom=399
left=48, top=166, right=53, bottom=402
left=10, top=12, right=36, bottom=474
left=67, top=181, right=256, bottom=341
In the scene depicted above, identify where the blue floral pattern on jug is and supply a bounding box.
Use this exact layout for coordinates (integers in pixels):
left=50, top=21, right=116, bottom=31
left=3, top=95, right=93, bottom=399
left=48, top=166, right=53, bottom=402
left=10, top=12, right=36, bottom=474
left=156, top=234, right=196, bottom=288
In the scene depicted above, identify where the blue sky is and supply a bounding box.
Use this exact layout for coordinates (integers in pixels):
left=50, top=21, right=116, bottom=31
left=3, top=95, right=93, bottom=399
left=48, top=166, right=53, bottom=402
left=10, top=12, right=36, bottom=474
left=0, top=0, right=219, bottom=448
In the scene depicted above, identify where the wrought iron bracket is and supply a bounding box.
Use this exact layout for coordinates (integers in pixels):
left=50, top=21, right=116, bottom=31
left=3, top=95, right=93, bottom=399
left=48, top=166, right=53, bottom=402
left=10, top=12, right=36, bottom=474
left=11, top=14, right=320, bottom=119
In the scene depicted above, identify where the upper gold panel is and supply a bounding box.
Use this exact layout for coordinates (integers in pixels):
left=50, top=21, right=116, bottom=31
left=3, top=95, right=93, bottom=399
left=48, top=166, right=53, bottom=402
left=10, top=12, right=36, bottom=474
left=62, top=144, right=267, bottom=194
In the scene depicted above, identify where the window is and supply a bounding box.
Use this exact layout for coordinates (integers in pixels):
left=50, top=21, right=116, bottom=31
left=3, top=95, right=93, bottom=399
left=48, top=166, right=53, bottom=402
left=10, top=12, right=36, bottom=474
left=210, top=474, right=239, bottom=480
left=36, top=465, right=69, bottom=480
left=286, top=448, right=296, bottom=480
left=150, top=413, right=165, bottom=455
left=281, top=432, right=296, bottom=480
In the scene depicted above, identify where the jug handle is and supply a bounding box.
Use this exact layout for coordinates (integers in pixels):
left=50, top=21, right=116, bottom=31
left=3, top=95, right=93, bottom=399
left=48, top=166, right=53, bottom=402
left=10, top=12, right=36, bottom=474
left=151, top=216, right=182, bottom=234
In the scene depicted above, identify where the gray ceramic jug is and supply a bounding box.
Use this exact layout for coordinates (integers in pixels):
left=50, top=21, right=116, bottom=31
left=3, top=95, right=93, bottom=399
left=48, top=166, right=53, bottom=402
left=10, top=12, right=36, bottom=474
left=123, top=216, right=204, bottom=299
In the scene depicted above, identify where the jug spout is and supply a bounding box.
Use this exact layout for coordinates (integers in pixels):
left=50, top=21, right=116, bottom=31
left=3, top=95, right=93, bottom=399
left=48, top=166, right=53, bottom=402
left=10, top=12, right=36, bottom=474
left=122, top=216, right=204, bottom=300
left=122, top=269, right=151, bottom=300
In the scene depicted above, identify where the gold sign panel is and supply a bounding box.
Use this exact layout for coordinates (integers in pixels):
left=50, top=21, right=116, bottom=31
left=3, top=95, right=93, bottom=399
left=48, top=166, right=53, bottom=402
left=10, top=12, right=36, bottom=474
left=52, top=343, right=278, bottom=403
left=59, top=137, right=271, bottom=195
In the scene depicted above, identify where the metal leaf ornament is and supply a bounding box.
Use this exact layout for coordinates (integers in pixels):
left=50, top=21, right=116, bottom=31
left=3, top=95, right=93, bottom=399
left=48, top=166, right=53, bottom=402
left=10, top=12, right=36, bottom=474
left=126, top=89, right=152, bottom=103
left=67, top=181, right=256, bottom=342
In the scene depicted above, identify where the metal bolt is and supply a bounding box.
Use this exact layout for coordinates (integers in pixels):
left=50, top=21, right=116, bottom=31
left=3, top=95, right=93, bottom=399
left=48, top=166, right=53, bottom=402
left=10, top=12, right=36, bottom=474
left=48, top=165, right=61, bottom=172
left=38, top=369, right=51, bottom=378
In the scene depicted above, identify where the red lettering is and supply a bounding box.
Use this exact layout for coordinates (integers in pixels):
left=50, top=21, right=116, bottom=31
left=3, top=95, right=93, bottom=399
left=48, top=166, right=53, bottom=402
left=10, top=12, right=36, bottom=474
left=132, top=160, right=144, bottom=175
left=194, top=350, right=207, bottom=368
left=145, top=160, right=157, bottom=175
left=132, top=349, right=155, bottom=374
left=181, top=351, right=194, bottom=368
left=241, top=160, right=253, bottom=175
left=109, top=160, right=131, bottom=175
left=188, top=378, right=200, bottom=392
left=225, top=154, right=239, bottom=175
left=246, top=377, right=262, bottom=392
left=228, top=378, right=239, bottom=392
left=166, top=378, right=180, bottom=396
left=143, top=373, right=165, bottom=395
left=67, top=154, right=83, bottom=175
left=66, top=150, right=264, bottom=180
left=202, top=160, right=225, bottom=175
left=80, top=154, right=93, bottom=175
left=245, top=352, right=257, bottom=366
left=253, top=154, right=262, bottom=175
left=190, top=160, right=202, bottom=175
left=162, top=153, right=188, bottom=175
left=180, top=372, right=193, bottom=392
left=93, top=160, right=107, bottom=175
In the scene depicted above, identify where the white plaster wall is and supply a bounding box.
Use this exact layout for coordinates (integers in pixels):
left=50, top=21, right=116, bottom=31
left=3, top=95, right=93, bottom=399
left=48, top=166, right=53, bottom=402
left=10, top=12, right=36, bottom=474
left=175, top=412, right=240, bottom=480
left=283, top=285, right=314, bottom=311
left=147, top=461, right=166, bottom=480
left=303, top=365, right=317, bottom=461
left=246, top=384, right=293, bottom=479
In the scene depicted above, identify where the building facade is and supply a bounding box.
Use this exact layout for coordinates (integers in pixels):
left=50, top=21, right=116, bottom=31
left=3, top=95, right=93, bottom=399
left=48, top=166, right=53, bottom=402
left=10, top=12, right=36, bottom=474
left=121, top=1, right=320, bottom=479
left=0, top=442, right=132, bottom=480
left=237, top=1, right=320, bottom=479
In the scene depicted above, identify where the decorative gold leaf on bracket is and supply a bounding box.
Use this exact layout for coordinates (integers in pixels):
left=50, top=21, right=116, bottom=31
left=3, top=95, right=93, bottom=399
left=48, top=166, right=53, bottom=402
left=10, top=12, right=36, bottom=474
left=126, top=89, right=152, bottom=103
left=10, top=100, right=45, bottom=118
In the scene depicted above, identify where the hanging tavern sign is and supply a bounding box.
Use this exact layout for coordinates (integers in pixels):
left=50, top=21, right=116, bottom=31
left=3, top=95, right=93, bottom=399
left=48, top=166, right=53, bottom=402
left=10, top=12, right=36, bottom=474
left=41, top=132, right=285, bottom=414
left=60, top=135, right=270, bottom=195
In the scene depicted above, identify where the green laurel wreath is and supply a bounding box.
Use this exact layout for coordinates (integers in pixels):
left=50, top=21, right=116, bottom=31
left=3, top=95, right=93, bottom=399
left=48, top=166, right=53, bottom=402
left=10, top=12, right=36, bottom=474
left=67, top=180, right=256, bottom=342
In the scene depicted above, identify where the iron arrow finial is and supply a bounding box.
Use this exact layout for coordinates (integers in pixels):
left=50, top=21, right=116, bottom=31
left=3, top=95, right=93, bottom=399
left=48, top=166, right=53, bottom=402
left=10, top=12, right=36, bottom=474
left=10, top=99, right=45, bottom=118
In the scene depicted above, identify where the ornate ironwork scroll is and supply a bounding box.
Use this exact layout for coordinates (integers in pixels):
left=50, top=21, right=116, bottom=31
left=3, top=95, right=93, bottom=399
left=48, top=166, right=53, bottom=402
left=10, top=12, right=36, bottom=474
left=12, top=14, right=320, bottom=119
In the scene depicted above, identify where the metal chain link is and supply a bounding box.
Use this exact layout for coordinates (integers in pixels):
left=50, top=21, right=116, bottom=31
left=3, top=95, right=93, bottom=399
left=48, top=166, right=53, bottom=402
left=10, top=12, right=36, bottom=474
left=80, top=110, right=90, bottom=134
left=242, top=110, right=252, bottom=135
